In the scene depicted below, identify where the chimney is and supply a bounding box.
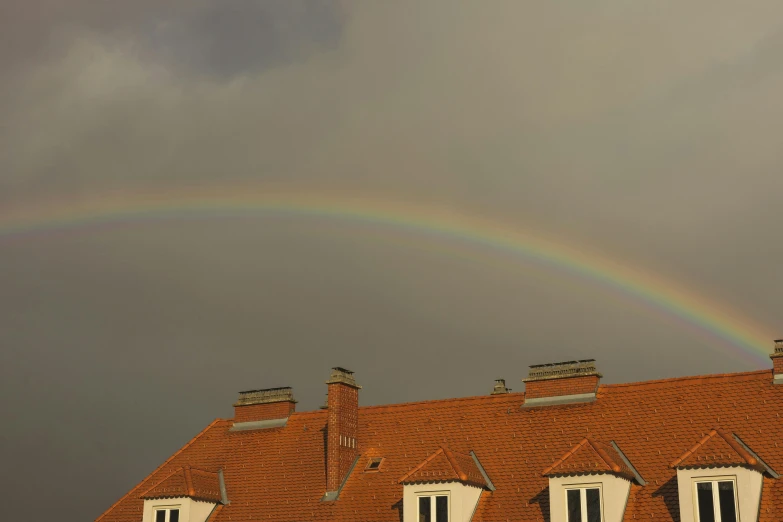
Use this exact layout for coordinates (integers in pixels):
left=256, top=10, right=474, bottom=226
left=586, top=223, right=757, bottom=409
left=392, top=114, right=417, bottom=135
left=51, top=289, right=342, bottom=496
left=324, top=367, right=361, bottom=498
left=231, top=387, right=296, bottom=430
left=772, top=339, right=783, bottom=384
left=491, top=378, right=511, bottom=395
left=522, top=359, right=601, bottom=407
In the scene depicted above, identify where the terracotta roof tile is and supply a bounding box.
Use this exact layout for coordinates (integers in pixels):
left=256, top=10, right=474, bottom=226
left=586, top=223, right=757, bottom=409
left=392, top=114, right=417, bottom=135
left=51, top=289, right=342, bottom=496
left=399, top=446, right=487, bottom=488
left=670, top=428, right=761, bottom=471
left=95, top=368, right=783, bottom=522
left=140, top=466, right=222, bottom=503
left=542, top=438, right=636, bottom=481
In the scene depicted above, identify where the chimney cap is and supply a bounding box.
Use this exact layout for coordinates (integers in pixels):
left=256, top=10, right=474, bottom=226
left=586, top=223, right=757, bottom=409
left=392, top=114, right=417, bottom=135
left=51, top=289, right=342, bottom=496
left=326, top=367, right=361, bottom=389
left=773, top=339, right=783, bottom=355
left=529, top=358, right=595, bottom=369
left=234, top=386, right=296, bottom=406
left=524, top=359, right=602, bottom=382
left=492, top=378, right=511, bottom=395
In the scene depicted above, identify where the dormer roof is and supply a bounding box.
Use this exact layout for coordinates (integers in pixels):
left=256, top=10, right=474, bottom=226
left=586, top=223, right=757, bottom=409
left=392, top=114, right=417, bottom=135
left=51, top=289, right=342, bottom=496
left=140, top=466, right=222, bottom=503
left=399, top=446, right=488, bottom=488
left=671, top=428, right=767, bottom=472
left=542, top=438, right=638, bottom=481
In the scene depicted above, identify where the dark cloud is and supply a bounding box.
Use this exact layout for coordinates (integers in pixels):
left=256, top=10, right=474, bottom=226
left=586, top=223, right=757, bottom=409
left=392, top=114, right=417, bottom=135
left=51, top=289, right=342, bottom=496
left=1, top=2, right=782, bottom=520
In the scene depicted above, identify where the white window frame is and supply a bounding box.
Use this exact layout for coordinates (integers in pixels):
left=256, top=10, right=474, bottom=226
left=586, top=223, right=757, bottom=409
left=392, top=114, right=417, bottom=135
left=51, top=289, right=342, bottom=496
left=564, top=483, right=604, bottom=522
left=692, top=476, right=739, bottom=522
left=416, top=490, right=450, bottom=522
left=153, top=505, right=182, bottom=522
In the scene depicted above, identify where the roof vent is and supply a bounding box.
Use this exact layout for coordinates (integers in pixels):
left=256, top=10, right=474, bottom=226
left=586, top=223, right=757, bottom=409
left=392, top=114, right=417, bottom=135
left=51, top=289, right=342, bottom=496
left=523, top=359, right=601, bottom=408
left=772, top=339, right=783, bottom=384
left=491, top=378, right=511, bottom=395
left=231, top=386, right=296, bottom=431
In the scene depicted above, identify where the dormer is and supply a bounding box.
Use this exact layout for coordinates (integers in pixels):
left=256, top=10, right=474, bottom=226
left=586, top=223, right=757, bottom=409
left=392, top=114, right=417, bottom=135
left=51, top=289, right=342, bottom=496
left=139, top=466, right=227, bottom=522
left=671, top=428, right=778, bottom=522
left=399, top=446, right=494, bottom=522
left=543, top=438, right=644, bottom=522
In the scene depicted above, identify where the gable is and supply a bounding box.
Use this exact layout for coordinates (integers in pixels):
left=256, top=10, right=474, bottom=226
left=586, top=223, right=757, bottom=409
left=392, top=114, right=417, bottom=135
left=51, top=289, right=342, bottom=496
left=543, top=438, right=637, bottom=481
left=671, top=428, right=762, bottom=471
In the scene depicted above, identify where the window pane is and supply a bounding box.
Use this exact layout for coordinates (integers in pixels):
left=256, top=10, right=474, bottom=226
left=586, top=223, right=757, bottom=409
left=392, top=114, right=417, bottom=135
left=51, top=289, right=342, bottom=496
left=155, top=511, right=166, bottom=522
left=696, top=482, right=716, bottom=522
left=567, top=489, right=582, bottom=522
left=169, top=509, right=179, bottom=522
left=436, top=496, right=449, bottom=522
left=586, top=488, right=601, bottom=522
left=419, top=496, right=431, bottom=522
left=717, top=482, right=737, bottom=522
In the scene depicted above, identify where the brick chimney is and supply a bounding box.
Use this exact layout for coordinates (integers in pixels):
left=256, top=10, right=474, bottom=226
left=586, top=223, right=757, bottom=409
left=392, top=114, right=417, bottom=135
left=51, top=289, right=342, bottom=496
left=522, top=359, right=601, bottom=407
left=772, top=339, right=783, bottom=384
left=231, top=387, right=296, bottom=430
left=324, top=367, right=361, bottom=498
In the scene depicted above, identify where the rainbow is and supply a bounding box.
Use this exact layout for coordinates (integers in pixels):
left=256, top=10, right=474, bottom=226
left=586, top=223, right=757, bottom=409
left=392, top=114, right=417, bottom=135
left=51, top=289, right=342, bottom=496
left=0, top=185, right=775, bottom=365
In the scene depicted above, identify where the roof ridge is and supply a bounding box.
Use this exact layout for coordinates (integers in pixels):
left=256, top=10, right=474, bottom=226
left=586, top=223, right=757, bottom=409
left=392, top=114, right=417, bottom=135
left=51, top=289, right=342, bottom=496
left=716, top=428, right=758, bottom=466
left=602, top=369, right=769, bottom=391
left=670, top=428, right=759, bottom=469
left=590, top=440, right=622, bottom=473
left=542, top=438, right=590, bottom=476
left=138, top=466, right=186, bottom=498
left=542, top=438, right=623, bottom=476
left=441, top=446, right=468, bottom=482
left=94, top=418, right=223, bottom=522
left=359, top=392, right=525, bottom=413
left=398, top=448, right=446, bottom=484
left=184, top=466, right=195, bottom=497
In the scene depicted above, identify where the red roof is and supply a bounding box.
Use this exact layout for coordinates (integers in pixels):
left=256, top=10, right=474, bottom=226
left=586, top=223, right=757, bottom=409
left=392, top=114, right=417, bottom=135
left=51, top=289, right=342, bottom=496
left=670, top=428, right=761, bottom=471
left=542, top=438, right=637, bottom=481
left=140, top=466, right=222, bottom=503
left=95, top=369, right=783, bottom=522
left=399, top=446, right=488, bottom=488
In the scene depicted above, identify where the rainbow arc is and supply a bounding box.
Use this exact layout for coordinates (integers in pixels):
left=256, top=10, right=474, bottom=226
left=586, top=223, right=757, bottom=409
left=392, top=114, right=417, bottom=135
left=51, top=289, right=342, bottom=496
left=0, top=186, right=774, bottom=364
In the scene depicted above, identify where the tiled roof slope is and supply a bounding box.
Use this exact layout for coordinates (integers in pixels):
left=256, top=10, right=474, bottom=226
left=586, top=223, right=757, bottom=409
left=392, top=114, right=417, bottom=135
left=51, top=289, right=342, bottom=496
left=671, top=428, right=761, bottom=471
left=399, top=446, right=487, bottom=488
left=140, top=466, right=222, bottom=503
left=542, top=438, right=636, bottom=480
left=95, top=369, right=783, bottom=522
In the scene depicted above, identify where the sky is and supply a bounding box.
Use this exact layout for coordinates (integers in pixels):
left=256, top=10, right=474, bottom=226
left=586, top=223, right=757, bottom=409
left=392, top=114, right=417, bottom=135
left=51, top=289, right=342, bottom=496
left=0, top=1, right=782, bottom=520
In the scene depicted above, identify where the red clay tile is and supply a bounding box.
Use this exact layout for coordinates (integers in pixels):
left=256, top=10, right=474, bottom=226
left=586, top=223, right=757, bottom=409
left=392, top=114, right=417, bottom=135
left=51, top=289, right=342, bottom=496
left=95, top=369, right=783, bottom=522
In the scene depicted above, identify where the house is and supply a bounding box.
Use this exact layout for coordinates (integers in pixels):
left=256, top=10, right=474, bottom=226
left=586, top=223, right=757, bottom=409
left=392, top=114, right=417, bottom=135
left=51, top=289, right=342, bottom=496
left=95, top=339, right=783, bottom=522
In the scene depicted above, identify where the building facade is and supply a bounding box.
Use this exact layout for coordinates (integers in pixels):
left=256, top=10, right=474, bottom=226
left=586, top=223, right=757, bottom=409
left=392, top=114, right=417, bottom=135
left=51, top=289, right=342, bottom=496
left=96, top=340, right=783, bottom=522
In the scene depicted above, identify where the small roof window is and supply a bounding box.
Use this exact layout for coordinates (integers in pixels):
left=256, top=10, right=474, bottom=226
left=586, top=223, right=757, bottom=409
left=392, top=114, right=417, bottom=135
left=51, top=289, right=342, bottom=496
left=365, top=457, right=383, bottom=471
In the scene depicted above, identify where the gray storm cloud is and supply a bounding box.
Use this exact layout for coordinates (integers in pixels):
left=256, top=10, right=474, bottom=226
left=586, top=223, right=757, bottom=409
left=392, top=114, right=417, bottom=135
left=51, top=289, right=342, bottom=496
left=0, top=2, right=781, bottom=521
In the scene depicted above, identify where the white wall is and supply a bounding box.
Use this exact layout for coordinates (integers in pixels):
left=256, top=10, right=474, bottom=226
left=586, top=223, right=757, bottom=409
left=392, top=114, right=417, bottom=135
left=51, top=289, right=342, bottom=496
left=402, top=482, right=483, bottom=522
left=548, top=474, right=631, bottom=522
left=142, top=498, right=218, bottom=522
left=676, top=467, right=763, bottom=522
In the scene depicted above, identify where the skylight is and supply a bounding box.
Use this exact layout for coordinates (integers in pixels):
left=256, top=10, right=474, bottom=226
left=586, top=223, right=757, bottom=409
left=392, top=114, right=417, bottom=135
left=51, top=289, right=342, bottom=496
left=365, top=457, right=383, bottom=471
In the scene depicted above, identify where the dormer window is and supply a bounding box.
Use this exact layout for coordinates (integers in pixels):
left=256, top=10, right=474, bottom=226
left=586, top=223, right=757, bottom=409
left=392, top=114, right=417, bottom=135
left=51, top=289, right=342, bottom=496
left=694, top=479, right=737, bottom=522
left=418, top=494, right=449, bottom=522
left=543, top=439, right=643, bottom=522
left=670, top=429, right=780, bottom=522
left=399, top=446, right=492, bottom=522
left=154, top=507, right=180, bottom=522
left=566, top=486, right=602, bottom=522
